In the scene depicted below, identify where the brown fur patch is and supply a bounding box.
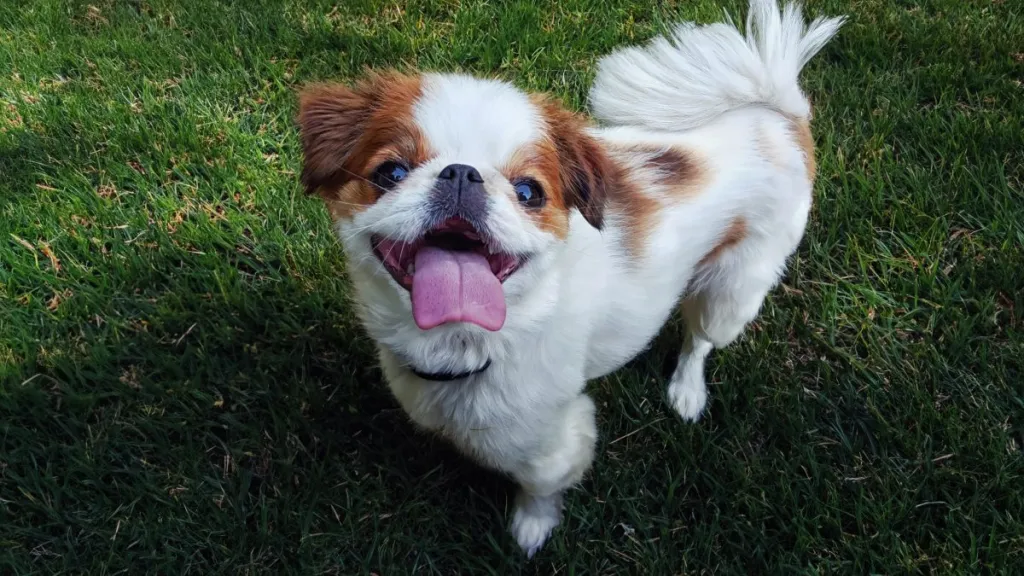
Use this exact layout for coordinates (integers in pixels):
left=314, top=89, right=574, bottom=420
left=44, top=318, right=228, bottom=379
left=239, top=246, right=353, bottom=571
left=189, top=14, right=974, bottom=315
left=755, top=118, right=816, bottom=184
left=614, top=173, right=660, bottom=259
left=790, top=119, right=816, bottom=183
left=643, top=146, right=705, bottom=204
left=297, top=71, right=431, bottom=218
left=754, top=122, right=784, bottom=169
left=609, top=144, right=701, bottom=187
left=500, top=139, right=571, bottom=238
left=604, top=143, right=704, bottom=259
left=646, top=147, right=699, bottom=186
left=698, top=217, right=747, bottom=267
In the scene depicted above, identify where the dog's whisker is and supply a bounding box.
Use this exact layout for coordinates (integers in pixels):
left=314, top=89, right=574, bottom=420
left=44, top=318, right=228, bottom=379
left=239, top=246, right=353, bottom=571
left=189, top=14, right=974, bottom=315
left=339, top=211, right=415, bottom=243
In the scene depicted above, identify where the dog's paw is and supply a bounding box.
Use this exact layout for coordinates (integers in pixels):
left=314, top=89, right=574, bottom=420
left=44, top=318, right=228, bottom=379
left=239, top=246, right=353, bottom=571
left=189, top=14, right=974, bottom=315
left=668, top=374, right=707, bottom=422
left=511, top=511, right=557, bottom=558
left=510, top=492, right=562, bottom=558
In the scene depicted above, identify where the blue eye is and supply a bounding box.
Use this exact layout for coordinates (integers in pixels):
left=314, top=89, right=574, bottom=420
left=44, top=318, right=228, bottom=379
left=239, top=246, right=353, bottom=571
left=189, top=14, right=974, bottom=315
left=372, top=161, right=410, bottom=191
left=514, top=179, right=545, bottom=208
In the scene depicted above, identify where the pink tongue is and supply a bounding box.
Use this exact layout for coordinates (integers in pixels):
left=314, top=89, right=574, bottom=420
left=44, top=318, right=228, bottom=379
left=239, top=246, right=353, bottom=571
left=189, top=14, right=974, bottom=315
left=411, top=246, right=506, bottom=331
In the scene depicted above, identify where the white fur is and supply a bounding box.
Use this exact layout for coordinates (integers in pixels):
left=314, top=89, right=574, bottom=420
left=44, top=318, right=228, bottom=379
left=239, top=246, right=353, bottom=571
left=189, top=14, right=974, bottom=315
left=330, top=0, right=843, bottom=556
left=590, top=0, right=845, bottom=130
left=414, top=74, right=544, bottom=167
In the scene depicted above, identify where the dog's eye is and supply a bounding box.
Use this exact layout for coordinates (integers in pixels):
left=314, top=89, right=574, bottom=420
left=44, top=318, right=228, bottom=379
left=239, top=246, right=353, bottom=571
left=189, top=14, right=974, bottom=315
left=371, top=161, right=410, bottom=191
left=513, top=179, right=545, bottom=208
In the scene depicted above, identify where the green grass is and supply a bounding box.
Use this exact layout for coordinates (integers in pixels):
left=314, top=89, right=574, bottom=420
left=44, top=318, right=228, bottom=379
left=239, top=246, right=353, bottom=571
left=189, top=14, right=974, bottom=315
left=1, top=0, right=1022, bottom=573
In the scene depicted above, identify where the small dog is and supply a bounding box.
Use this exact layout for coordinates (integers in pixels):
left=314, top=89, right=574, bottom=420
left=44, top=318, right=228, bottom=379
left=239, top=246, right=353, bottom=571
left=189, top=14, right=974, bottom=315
left=298, top=0, right=843, bottom=556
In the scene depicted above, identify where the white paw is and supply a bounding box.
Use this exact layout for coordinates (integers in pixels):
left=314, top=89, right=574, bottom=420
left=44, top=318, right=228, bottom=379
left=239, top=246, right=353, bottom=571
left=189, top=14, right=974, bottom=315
left=510, top=492, right=562, bottom=558
left=668, top=373, right=708, bottom=422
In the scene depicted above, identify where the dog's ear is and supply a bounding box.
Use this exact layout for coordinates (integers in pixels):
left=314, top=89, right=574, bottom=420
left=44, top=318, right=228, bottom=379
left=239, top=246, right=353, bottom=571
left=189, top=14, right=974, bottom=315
left=297, top=82, right=374, bottom=196
left=535, top=96, right=616, bottom=230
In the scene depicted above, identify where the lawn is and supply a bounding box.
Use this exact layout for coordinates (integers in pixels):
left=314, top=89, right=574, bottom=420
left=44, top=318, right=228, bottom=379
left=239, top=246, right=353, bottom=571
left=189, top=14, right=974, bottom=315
left=1, top=0, right=1022, bottom=573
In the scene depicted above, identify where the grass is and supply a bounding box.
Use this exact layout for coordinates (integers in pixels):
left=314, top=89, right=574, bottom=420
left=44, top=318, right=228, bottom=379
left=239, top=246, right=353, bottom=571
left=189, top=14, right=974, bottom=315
left=1, top=0, right=1022, bottom=573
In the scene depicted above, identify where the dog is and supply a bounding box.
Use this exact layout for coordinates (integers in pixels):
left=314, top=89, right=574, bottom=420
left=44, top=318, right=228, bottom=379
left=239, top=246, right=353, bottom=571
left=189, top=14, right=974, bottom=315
left=297, top=0, right=844, bottom=556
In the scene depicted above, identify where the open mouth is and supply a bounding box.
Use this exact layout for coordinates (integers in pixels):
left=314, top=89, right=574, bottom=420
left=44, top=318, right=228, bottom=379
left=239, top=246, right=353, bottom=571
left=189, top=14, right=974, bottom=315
left=371, top=218, right=523, bottom=331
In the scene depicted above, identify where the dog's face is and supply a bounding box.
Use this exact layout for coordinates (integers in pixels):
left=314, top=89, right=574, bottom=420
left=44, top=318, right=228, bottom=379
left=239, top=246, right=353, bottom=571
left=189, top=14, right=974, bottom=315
left=299, top=72, right=613, bottom=337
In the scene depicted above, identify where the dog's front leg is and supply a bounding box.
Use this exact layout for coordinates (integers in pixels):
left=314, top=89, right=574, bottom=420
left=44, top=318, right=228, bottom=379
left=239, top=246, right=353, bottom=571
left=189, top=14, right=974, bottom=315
left=509, top=393, right=597, bottom=557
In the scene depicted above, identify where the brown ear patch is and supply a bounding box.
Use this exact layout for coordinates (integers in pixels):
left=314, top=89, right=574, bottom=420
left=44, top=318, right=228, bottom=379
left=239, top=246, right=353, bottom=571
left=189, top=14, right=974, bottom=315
left=531, top=95, right=620, bottom=232
left=297, top=71, right=429, bottom=218
left=298, top=83, right=371, bottom=195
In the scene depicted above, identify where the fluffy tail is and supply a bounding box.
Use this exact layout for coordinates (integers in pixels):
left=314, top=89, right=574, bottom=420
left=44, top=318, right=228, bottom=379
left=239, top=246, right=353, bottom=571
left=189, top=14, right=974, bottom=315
left=589, top=0, right=844, bottom=131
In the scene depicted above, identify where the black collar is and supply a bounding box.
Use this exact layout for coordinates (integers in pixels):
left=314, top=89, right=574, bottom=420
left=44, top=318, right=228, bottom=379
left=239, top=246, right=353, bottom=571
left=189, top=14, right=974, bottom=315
left=410, top=359, right=492, bottom=382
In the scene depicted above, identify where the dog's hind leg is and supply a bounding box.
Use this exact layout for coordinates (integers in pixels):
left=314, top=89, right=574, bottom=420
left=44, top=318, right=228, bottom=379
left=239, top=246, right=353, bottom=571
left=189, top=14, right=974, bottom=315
left=669, top=232, right=789, bottom=421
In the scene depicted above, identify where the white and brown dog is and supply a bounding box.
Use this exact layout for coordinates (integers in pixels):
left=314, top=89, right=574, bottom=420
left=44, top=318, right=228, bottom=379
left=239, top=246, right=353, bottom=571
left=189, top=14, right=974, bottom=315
left=298, top=0, right=843, bottom=556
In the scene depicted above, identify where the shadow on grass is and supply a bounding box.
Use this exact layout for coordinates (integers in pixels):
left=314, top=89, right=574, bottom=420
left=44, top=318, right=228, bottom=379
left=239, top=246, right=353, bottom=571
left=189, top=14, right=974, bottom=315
left=0, top=240, right=530, bottom=570
left=0, top=130, right=66, bottom=196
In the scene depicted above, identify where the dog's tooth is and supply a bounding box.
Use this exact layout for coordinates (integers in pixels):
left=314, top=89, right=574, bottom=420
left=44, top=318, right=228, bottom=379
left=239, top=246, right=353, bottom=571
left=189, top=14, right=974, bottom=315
left=406, top=263, right=414, bottom=275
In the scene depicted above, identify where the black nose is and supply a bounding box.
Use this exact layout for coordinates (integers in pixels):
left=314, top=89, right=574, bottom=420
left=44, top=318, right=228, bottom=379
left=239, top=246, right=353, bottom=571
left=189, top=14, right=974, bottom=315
left=438, top=164, right=484, bottom=184
left=429, top=163, right=489, bottom=229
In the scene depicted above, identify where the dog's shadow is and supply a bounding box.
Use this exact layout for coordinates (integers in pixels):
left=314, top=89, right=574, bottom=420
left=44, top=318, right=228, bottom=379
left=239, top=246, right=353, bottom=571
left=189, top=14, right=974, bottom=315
left=2, top=235, right=531, bottom=562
